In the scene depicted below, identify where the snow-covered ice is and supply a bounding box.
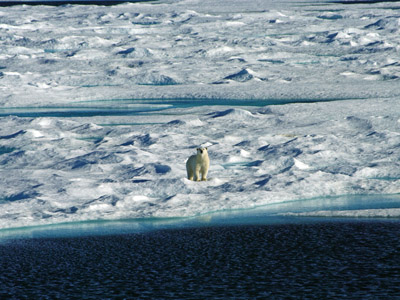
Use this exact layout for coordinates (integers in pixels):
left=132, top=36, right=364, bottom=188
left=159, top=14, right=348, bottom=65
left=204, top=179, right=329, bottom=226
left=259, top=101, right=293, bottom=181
left=1, top=0, right=400, bottom=106
left=0, top=0, right=400, bottom=229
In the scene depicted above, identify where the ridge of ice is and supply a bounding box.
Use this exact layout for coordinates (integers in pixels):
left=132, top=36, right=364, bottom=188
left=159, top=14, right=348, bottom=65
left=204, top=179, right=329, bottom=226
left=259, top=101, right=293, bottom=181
left=282, top=208, right=400, bottom=218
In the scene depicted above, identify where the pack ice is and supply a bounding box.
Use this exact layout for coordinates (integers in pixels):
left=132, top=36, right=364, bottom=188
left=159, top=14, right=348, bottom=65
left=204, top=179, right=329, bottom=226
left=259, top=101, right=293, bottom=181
left=0, top=0, right=399, bottom=229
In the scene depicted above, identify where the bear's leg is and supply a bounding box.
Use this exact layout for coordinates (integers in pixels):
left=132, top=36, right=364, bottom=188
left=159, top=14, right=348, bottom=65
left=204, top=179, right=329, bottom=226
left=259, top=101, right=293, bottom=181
left=195, top=165, right=201, bottom=181
left=201, top=167, right=208, bottom=181
left=187, top=168, right=194, bottom=181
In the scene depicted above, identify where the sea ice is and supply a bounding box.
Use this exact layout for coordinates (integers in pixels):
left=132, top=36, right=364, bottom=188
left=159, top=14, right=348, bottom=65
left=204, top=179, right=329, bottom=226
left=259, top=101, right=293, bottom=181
left=0, top=0, right=399, bottom=229
left=0, top=96, right=399, bottom=229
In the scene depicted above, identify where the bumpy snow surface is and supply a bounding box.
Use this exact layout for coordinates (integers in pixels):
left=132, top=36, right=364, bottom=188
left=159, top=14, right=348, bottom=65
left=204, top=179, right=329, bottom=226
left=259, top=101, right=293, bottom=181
left=0, top=0, right=399, bottom=229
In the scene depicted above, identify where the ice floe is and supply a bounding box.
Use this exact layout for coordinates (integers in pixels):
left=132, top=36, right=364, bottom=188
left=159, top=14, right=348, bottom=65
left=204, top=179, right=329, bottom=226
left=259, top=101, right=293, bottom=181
left=0, top=96, right=399, bottom=229
left=0, top=0, right=400, bottom=106
left=0, top=0, right=399, bottom=229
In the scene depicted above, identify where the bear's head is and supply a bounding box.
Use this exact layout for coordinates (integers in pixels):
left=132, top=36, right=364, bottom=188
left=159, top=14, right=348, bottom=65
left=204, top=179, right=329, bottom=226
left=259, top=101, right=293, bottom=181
left=197, top=147, right=208, bottom=156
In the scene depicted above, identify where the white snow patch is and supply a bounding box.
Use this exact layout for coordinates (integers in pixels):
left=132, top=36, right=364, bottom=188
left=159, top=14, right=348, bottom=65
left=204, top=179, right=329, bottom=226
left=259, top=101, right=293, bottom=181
left=293, top=158, right=310, bottom=170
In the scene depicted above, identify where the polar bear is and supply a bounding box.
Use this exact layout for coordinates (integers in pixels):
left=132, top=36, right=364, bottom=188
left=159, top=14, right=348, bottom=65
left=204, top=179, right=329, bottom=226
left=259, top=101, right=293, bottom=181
left=186, top=147, right=210, bottom=181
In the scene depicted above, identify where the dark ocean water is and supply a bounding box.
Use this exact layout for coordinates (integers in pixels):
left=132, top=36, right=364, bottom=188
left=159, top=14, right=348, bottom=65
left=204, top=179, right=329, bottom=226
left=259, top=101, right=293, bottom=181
left=1, top=220, right=400, bottom=299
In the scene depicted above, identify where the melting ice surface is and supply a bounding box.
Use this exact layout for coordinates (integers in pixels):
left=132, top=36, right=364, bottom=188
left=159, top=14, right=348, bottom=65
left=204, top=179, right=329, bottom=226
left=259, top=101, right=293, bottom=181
left=0, top=0, right=400, bottom=233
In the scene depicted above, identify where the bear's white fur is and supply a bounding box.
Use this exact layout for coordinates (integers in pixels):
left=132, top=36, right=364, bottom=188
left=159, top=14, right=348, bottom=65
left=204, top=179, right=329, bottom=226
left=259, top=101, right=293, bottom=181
left=186, top=147, right=210, bottom=181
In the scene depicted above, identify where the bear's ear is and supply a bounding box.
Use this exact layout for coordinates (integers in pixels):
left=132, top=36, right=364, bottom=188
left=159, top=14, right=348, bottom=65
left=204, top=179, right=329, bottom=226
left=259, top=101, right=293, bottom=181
left=205, top=147, right=208, bottom=150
